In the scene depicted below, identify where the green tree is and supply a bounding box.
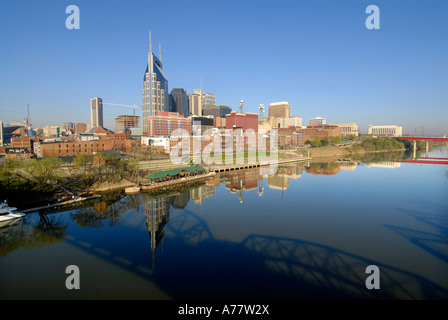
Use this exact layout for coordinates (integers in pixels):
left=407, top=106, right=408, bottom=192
left=0, top=159, right=23, bottom=188
left=23, top=158, right=62, bottom=191
left=73, top=154, right=94, bottom=187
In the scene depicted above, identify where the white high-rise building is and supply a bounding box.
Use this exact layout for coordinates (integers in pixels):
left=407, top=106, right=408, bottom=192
left=0, top=121, right=3, bottom=147
left=90, top=97, right=103, bottom=128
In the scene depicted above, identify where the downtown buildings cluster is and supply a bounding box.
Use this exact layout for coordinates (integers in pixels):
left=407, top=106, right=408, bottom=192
left=0, top=33, right=403, bottom=160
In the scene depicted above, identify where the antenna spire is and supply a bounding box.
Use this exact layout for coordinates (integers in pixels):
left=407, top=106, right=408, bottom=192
left=149, top=31, right=152, bottom=54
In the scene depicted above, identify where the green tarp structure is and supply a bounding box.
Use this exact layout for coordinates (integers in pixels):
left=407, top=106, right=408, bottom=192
left=147, top=165, right=206, bottom=179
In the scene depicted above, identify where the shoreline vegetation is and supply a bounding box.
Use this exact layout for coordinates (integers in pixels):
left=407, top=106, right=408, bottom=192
left=0, top=137, right=433, bottom=211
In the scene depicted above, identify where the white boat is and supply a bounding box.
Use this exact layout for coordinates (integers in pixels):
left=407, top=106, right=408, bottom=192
left=125, top=186, right=141, bottom=194
left=0, top=200, right=25, bottom=222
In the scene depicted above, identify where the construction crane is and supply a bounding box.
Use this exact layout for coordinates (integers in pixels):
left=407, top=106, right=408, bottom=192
left=103, top=102, right=142, bottom=116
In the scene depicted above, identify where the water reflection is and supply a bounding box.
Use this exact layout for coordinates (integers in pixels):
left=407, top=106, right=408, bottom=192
left=144, top=195, right=170, bottom=268
left=386, top=207, right=448, bottom=263
left=1, top=147, right=447, bottom=299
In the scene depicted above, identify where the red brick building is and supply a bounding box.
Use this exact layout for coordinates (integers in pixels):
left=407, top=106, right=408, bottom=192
left=106, top=130, right=131, bottom=148
left=225, top=112, right=258, bottom=132
left=300, top=124, right=342, bottom=142
left=33, top=139, right=114, bottom=158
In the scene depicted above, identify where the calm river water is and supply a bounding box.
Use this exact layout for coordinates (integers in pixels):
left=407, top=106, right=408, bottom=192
left=1, top=147, right=447, bottom=300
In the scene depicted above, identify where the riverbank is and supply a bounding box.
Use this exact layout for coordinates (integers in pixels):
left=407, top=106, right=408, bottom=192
left=305, top=145, right=406, bottom=160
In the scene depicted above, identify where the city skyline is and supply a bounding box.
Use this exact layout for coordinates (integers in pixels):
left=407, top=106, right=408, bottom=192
left=0, top=0, right=447, bottom=136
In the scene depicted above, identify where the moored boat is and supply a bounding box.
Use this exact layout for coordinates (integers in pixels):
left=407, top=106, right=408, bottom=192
left=125, top=186, right=141, bottom=194
left=0, top=200, right=25, bottom=222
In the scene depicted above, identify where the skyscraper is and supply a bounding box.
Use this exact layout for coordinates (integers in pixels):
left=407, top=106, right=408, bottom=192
left=0, top=121, right=4, bottom=147
left=170, top=88, right=189, bottom=117
left=90, top=97, right=103, bottom=128
left=202, top=91, right=216, bottom=107
left=142, top=32, right=169, bottom=134
left=189, top=91, right=202, bottom=116
left=268, top=101, right=290, bottom=119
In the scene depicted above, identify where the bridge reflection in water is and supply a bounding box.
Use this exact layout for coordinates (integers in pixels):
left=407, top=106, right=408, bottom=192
left=5, top=162, right=446, bottom=300
left=154, top=204, right=446, bottom=300
left=62, top=166, right=448, bottom=299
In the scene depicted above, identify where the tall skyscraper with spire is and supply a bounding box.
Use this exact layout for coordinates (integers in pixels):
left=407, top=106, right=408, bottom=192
left=142, top=32, right=169, bottom=134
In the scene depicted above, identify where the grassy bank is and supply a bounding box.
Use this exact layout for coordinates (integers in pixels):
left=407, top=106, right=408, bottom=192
left=306, top=137, right=407, bottom=159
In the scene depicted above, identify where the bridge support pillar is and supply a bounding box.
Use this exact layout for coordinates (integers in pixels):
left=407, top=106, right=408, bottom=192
left=426, top=140, right=429, bottom=157
left=413, top=140, right=417, bottom=160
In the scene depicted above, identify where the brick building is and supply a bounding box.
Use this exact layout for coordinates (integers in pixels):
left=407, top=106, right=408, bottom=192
left=146, top=111, right=192, bottom=137
left=300, top=124, right=342, bottom=142
left=33, top=139, right=114, bottom=158
left=225, top=112, right=258, bottom=132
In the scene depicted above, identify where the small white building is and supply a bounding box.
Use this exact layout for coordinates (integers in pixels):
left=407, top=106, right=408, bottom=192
left=368, top=125, right=402, bottom=137
left=141, top=136, right=170, bottom=152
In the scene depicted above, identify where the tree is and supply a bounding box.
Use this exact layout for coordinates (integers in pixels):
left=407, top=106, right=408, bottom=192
left=310, top=139, right=322, bottom=147
left=0, top=159, right=22, bottom=188
left=73, top=154, right=94, bottom=187
left=23, top=158, right=63, bottom=191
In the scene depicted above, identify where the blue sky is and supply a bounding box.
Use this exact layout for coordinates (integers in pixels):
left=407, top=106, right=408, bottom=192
left=0, top=0, right=447, bottom=135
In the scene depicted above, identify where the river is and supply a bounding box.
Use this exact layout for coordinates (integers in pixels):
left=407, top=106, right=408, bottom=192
left=1, top=147, right=447, bottom=300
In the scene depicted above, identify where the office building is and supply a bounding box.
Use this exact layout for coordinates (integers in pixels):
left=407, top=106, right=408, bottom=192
left=62, top=122, right=76, bottom=132
left=43, top=125, right=60, bottom=137
left=268, top=102, right=290, bottom=119
left=271, top=116, right=303, bottom=129
left=330, top=123, right=359, bottom=137
left=147, top=111, right=192, bottom=137
left=33, top=139, right=114, bottom=158
left=170, top=88, right=189, bottom=117
left=226, top=111, right=258, bottom=132
left=309, top=117, right=326, bottom=125
left=0, top=121, right=3, bottom=147
left=90, top=97, right=103, bottom=128
left=75, top=123, right=89, bottom=133
left=142, top=32, right=169, bottom=134
left=202, top=105, right=232, bottom=118
left=189, top=92, right=202, bottom=116
left=368, top=125, right=402, bottom=137
left=300, top=124, right=342, bottom=143
left=202, top=91, right=216, bottom=107
left=115, top=115, right=140, bottom=132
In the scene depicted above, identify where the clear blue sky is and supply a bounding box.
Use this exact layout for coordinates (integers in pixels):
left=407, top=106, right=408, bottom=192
left=1, top=0, right=447, bottom=135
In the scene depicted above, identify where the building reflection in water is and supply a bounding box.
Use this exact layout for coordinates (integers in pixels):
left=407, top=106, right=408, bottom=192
left=366, top=162, right=401, bottom=169
left=144, top=194, right=170, bottom=269
left=142, top=161, right=345, bottom=266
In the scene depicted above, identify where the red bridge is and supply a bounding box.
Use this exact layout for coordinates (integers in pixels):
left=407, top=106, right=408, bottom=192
left=391, top=136, right=448, bottom=142
left=390, top=136, right=448, bottom=165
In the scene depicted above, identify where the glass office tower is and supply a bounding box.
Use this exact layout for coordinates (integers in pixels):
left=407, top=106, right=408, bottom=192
left=142, top=32, right=169, bottom=134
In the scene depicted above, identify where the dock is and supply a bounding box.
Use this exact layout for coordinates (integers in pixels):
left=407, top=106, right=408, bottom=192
left=211, top=157, right=310, bottom=173
left=141, top=171, right=216, bottom=192
left=21, top=195, right=101, bottom=214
